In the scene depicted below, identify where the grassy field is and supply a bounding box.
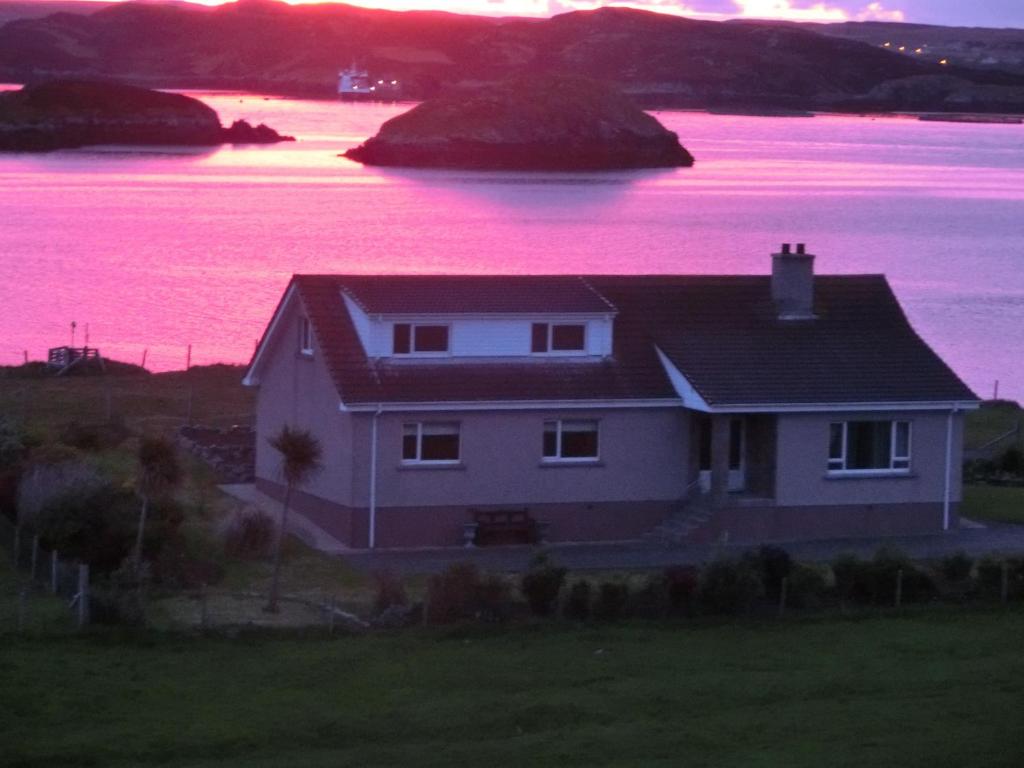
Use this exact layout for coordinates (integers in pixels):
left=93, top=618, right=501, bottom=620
left=0, top=557, right=73, bottom=635
left=965, top=400, right=1023, bottom=452
left=4, top=609, right=1024, bottom=767
left=963, top=485, right=1024, bottom=525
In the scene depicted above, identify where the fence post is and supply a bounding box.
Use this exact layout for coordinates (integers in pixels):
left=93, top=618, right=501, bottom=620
left=778, top=576, right=788, bottom=618
left=30, top=536, right=39, bottom=582
left=17, top=588, right=27, bottom=633
left=199, top=583, right=209, bottom=630
left=51, top=550, right=59, bottom=594
left=1001, top=562, right=1009, bottom=605
left=895, top=569, right=903, bottom=609
left=77, top=564, right=90, bottom=629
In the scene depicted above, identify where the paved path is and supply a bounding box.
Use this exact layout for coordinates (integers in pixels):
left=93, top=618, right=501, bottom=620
left=341, top=522, right=1024, bottom=575
left=219, top=483, right=350, bottom=554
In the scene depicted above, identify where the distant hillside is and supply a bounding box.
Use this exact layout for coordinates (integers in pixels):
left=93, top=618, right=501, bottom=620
left=1, top=2, right=1023, bottom=112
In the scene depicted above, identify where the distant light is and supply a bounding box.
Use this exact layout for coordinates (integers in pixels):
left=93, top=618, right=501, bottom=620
left=914, top=48, right=923, bottom=54
left=940, top=59, right=949, bottom=65
left=378, top=80, right=384, bottom=84
left=391, top=80, right=398, bottom=85
left=882, top=42, right=891, bottom=47
left=898, top=46, right=906, bottom=52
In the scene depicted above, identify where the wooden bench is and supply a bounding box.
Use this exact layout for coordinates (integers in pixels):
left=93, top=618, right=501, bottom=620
left=464, top=509, right=548, bottom=547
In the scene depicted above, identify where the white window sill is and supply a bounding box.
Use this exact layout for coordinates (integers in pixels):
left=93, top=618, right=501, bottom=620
left=539, top=459, right=604, bottom=468
left=825, top=470, right=915, bottom=480
left=398, top=461, right=466, bottom=471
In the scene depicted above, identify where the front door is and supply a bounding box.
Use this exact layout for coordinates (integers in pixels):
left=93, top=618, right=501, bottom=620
left=697, top=416, right=746, bottom=493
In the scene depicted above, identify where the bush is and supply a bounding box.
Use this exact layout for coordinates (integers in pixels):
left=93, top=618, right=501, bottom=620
left=699, top=557, right=763, bottom=615
left=786, top=563, right=828, bottom=610
left=752, top=545, right=792, bottom=601
left=941, top=552, right=974, bottom=583
left=520, top=554, right=566, bottom=617
left=477, top=573, right=513, bottom=622
left=976, top=556, right=1024, bottom=600
left=223, top=507, right=276, bottom=560
left=90, top=560, right=148, bottom=626
left=0, top=416, right=27, bottom=470
left=1000, top=447, right=1024, bottom=476
left=151, top=537, right=224, bottom=591
left=16, top=458, right=106, bottom=530
left=663, top=565, right=700, bottom=615
left=630, top=576, right=668, bottom=620
left=373, top=570, right=408, bottom=616
left=563, top=580, right=592, bottom=621
left=593, top=581, right=629, bottom=622
left=425, top=563, right=484, bottom=625
left=832, top=550, right=935, bottom=606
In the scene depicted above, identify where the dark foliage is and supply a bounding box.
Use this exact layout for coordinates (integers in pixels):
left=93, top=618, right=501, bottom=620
left=520, top=554, right=567, bottom=617
left=751, top=545, right=793, bottom=601
left=629, top=577, right=668, bottom=620
left=223, top=509, right=276, bottom=560
left=940, top=552, right=974, bottom=583
left=563, top=580, right=592, bottom=621
left=373, top=570, right=408, bottom=616
left=593, top=582, right=629, bottom=622
left=663, top=565, right=700, bottom=615
left=699, top=557, right=763, bottom=615
left=425, top=563, right=485, bottom=625
left=59, top=420, right=131, bottom=452
left=976, top=556, right=1024, bottom=600
left=832, top=549, right=936, bottom=606
left=786, top=563, right=828, bottom=610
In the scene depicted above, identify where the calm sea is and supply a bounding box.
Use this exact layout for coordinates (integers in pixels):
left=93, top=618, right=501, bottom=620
left=1, top=88, right=1022, bottom=400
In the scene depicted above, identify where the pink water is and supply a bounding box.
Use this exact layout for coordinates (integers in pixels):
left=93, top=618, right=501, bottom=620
left=1, top=88, right=1023, bottom=400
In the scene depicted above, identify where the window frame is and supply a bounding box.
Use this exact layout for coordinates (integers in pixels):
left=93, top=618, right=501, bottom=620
left=530, top=322, right=588, bottom=355
left=827, top=420, right=912, bottom=475
left=392, top=323, right=451, bottom=356
left=299, top=316, right=314, bottom=357
left=401, top=421, right=461, bottom=465
left=542, top=418, right=600, bottom=463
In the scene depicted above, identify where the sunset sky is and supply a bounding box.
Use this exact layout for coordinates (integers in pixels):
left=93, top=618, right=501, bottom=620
left=44, top=0, right=1024, bottom=27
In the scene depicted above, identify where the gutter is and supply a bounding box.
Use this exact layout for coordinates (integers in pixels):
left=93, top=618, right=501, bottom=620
left=943, top=406, right=958, bottom=532
left=369, top=404, right=382, bottom=549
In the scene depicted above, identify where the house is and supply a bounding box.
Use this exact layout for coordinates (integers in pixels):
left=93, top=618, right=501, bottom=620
left=242, top=244, right=979, bottom=550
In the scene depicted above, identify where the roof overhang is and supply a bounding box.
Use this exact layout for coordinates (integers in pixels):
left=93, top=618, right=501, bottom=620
left=242, top=282, right=298, bottom=387
left=341, top=398, right=683, bottom=413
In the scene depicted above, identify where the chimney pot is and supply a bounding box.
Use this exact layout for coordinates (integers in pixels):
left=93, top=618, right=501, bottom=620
left=771, top=244, right=816, bottom=320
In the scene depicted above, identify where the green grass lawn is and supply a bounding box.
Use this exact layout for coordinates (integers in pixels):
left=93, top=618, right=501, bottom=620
left=0, top=557, right=72, bottom=635
left=963, top=484, right=1024, bottom=525
left=965, top=401, right=1023, bottom=452
left=4, top=610, right=1024, bottom=768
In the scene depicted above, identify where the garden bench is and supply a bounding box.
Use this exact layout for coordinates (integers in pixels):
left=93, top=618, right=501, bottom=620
left=464, top=509, right=548, bottom=547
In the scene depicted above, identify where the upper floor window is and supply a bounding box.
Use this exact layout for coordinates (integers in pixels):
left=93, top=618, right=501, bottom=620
left=543, top=419, right=599, bottom=461
left=299, top=316, right=313, bottom=356
left=828, top=420, right=911, bottom=473
left=532, top=323, right=586, bottom=354
left=402, top=422, right=460, bottom=463
left=394, top=323, right=449, bottom=355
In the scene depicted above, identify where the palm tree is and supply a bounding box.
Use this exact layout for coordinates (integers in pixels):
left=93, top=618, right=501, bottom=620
left=134, top=436, right=181, bottom=571
left=266, top=425, right=322, bottom=613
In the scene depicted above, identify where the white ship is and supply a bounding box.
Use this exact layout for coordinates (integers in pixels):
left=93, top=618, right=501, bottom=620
left=337, top=65, right=401, bottom=100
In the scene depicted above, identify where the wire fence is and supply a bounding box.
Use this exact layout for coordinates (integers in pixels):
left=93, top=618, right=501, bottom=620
left=0, top=515, right=90, bottom=632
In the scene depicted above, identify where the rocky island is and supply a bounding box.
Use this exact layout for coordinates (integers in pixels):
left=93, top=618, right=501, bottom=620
left=0, top=80, right=294, bottom=151
left=344, top=76, right=694, bottom=171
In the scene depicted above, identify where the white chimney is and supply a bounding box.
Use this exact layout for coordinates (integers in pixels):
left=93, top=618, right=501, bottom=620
left=771, top=243, right=816, bottom=320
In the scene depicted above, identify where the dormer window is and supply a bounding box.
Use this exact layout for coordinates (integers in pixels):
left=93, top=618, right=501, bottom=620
left=393, top=323, right=450, bottom=355
left=299, top=316, right=314, bottom=356
left=531, top=323, right=586, bottom=354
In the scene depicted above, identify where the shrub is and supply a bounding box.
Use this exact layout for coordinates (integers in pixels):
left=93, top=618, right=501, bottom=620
left=663, top=565, right=700, bottom=615
left=833, top=550, right=935, bottom=606
left=59, top=420, right=132, bottom=452
left=752, top=545, right=792, bottom=601
left=520, top=554, right=566, bottom=617
left=940, top=552, right=974, bottom=583
left=223, top=507, right=276, bottom=560
left=477, top=573, right=514, bottom=622
left=16, top=458, right=106, bottom=530
left=563, top=580, right=592, bottom=621
left=699, top=557, right=763, bottom=615
left=0, top=416, right=27, bottom=470
left=151, top=537, right=224, bottom=591
left=630, top=576, right=668, bottom=620
left=90, top=560, right=148, bottom=626
left=786, top=563, right=828, bottom=611
left=976, top=556, right=1024, bottom=600
left=1000, top=447, right=1024, bottom=476
left=425, top=563, right=483, bottom=625
left=593, top=581, right=629, bottom=622
left=373, top=570, right=408, bottom=616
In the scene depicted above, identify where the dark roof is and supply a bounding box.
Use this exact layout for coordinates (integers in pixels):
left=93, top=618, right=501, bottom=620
left=339, top=275, right=614, bottom=315
left=280, top=274, right=977, bottom=408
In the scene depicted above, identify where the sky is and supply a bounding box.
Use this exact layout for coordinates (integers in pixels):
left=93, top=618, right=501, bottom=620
left=274, top=0, right=1024, bottom=27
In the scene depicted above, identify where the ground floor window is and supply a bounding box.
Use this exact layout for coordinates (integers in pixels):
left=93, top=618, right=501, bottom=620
left=828, top=420, right=911, bottom=473
left=543, top=419, right=599, bottom=461
left=402, top=422, right=460, bottom=463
